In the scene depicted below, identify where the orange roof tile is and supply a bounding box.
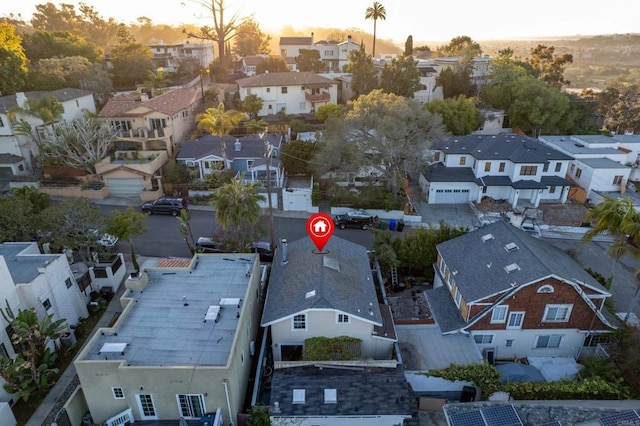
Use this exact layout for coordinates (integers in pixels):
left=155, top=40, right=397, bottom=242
left=154, top=258, right=192, bottom=268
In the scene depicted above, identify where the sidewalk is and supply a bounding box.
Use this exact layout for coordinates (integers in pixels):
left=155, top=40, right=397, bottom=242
left=26, top=257, right=161, bottom=426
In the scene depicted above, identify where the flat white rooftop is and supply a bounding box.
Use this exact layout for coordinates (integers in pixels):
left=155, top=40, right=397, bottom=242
left=81, top=253, right=256, bottom=367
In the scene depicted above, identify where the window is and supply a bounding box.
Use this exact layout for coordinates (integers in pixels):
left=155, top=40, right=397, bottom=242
left=535, top=335, right=562, bottom=349
left=266, top=88, right=271, bottom=93
left=454, top=288, right=462, bottom=307
left=434, top=152, right=441, bottom=161
left=247, top=160, right=254, bottom=170
left=575, top=168, right=582, bottom=178
left=137, top=394, right=157, bottom=419
left=474, top=334, right=493, bottom=344
left=65, top=278, right=73, bottom=289
left=549, top=186, right=556, bottom=194
left=299, top=102, right=306, bottom=111
left=293, top=314, right=306, bottom=330
left=459, top=156, right=466, bottom=166
left=505, top=339, right=514, bottom=347
left=177, top=394, right=206, bottom=418
left=537, top=285, right=554, bottom=294
left=0, top=116, right=4, bottom=127
left=281, top=87, right=288, bottom=94
left=507, top=312, right=525, bottom=329
left=543, top=304, right=572, bottom=322
left=112, top=387, right=125, bottom=399
left=337, top=314, right=349, bottom=324
left=520, top=166, right=538, bottom=176
left=42, top=299, right=51, bottom=311
left=613, top=175, right=623, bottom=185
left=484, top=162, right=491, bottom=172
left=555, top=162, right=562, bottom=172
left=499, top=162, right=505, bottom=172
left=543, top=162, right=549, bottom=172
left=491, top=305, right=508, bottom=323
left=570, top=163, right=575, bottom=172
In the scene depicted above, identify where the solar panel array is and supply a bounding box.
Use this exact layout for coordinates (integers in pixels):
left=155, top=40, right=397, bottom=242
left=536, top=422, right=562, bottom=426
left=449, top=404, right=524, bottom=426
left=599, top=411, right=640, bottom=426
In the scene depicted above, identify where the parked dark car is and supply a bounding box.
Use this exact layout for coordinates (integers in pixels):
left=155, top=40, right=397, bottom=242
left=334, top=210, right=374, bottom=230
left=196, top=237, right=224, bottom=253
left=249, top=241, right=274, bottom=262
left=141, top=197, right=188, bottom=216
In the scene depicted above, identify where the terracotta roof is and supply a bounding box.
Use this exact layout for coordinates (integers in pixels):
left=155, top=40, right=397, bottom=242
left=98, top=89, right=200, bottom=118
left=237, top=72, right=336, bottom=88
left=243, top=55, right=268, bottom=65
left=279, top=36, right=312, bottom=45
left=618, top=146, right=632, bottom=153
left=154, top=258, right=192, bottom=268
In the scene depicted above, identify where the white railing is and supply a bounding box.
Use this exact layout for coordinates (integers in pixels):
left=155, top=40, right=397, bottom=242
left=105, top=408, right=135, bottom=426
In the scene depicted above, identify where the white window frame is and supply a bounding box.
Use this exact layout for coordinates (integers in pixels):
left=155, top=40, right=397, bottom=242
left=505, top=339, right=514, bottom=347
left=537, top=285, right=554, bottom=294
left=247, top=160, right=254, bottom=170
left=112, top=387, right=125, bottom=399
left=491, top=305, right=508, bottom=323
left=337, top=313, right=349, bottom=324
left=474, top=334, right=493, bottom=344
left=454, top=288, right=462, bottom=307
left=543, top=304, right=572, bottom=322
left=292, top=314, right=307, bottom=331
left=535, top=334, right=562, bottom=349
left=136, top=394, right=158, bottom=420
left=507, top=312, right=525, bottom=330
left=176, top=394, right=206, bottom=418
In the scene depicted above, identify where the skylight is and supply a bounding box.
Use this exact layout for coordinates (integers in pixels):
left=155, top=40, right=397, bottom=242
left=504, top=263, right=520, bottom=274
left=481, top=233, right=494, bottom=242
left=323, top=256, right=340, bottom=272
left=504, top=242, right=519, bottom=252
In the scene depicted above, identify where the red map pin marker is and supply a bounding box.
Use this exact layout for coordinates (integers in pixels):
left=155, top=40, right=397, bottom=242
left=306, top=213, right=334, bottom=252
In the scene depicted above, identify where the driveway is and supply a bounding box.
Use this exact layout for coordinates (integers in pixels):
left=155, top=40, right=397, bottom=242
left=396, top=324, right=483, bottom=371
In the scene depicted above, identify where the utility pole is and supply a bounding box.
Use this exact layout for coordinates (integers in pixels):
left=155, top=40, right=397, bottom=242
left=264, top=138, right=276, bottom=251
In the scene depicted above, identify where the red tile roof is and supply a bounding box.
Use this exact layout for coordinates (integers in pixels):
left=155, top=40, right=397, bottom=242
left=98, top=89, right=200, bottom=118
left=154, top=258, right=192, bottom=268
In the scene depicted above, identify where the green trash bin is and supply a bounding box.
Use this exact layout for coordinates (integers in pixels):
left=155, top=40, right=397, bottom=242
left=379, top=219, right=388, bottom=230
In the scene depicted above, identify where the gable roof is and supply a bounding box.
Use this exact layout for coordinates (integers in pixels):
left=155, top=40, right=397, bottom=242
left=261, top=236, right=382, bottom=326
left=98, top=88, right=199, bottom=118
left=434, top=134, right=572, bottom=163
left=279, top=36, right=312, bottom=45
left=237, top=72, right=336, bottom=88
left=436, top=220, right=609, bottom=303
left=0, top=88, right=93, bottom=112
left=177, top=133, right=283, bottom=161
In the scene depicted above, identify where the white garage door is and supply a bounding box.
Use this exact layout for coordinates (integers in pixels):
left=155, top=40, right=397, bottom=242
left=432, top=188, right=470, bottom=204
left=106, top=178, right=144, bottom=196
left=283, top=192, right=311, bottom=212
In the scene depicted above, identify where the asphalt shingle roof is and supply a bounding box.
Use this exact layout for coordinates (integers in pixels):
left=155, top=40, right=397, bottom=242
left=177, top=133, right=282, bottom=161
left=579, top=157, right=630, bottom=169
left=0, top=88, right=92, bottom=112
left=423, top=163, right=479, bottom=183
left=269, top=366, right=413, bottom=417
left=436, top=220, right=608, bottom=303
left=237, top=72, right=336, bottom=88
left=261, top=236, right=382, bottom=326
left=434, top=134, right=572, bottom=163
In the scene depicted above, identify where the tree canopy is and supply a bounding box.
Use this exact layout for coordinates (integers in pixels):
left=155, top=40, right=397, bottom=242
left=598, top=79, right=640, bottom=134
left=256, top=56, right=289, bottom=74
left=425, top=96, right=482, bottom=135
left=380, top=55, right=421, bottom=98
left=22, top=30, right=103, bottom=63
left=436, top=35, right=482, bottom=58
left=240, top=94, right=264, bottom=120
left=345, top=49, right=378, bottom=99
left=0, top=22, right=29, bottom=95
left=196, top=103, right=246, bottom=165
left=437, top=66, right=476, bottom=99
left=365, top=2, right=386, bottom=57
left=527, top=44, right=573, bottom=88
left=296, top=49, right=323, bottom=72
left=233, top=18, right=271, bottom=57
left=110, top=24, right=154, bottom=89
left=316, top=89, right=446, bottom=192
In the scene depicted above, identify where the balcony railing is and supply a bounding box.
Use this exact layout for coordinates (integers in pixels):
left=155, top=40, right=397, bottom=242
left=116, top=127, right=166, bottom=139
left=305, top=92, right=330, bottom=103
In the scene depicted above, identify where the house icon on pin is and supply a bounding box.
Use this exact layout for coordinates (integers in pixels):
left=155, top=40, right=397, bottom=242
left=313, top=220, right=328, bottom=234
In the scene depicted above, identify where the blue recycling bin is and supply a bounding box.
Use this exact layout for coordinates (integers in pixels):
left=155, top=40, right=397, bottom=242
left=389, top=219, right=397, bottom=231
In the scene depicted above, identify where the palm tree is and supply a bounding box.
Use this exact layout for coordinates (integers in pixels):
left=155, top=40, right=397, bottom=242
left=210, top=177, right=266, bottom=232
left=365, top=2, right=387, bottom=58
left=196, top=102, right=246, bottom=169
left=583, top=197, right=640, bottom=321
left=107, top=207, right=148, bottom=273
left=245, top=118, right=268, bottom=135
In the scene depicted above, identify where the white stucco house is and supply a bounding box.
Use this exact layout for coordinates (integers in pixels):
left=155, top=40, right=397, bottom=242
left=420, top=134, right=574, bottom=207
left=237, top=72, right=338, bottom=116
left=0, top=242, right=89, bottom=403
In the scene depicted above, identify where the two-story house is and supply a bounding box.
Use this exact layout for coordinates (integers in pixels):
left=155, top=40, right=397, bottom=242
left=278, top=34, right=360, bottom=73
left=97, top=88, right=200, bottom=196
left=0, top=88, right=96, bottom=173
left=74, top=253, right=264, bottom=424
left=538, top=135, right=638, bottom=200
left=427, top=220, right=614, bottom=362
left=420, top=134, right=574, bottom=208
left=148, top=40, right=215, bottom=72
left=237, top=72, right=338, bottom=116
left=176, top=133, right=284, bottom=186
left=261, top=237, right=397, bottom=363
left=0, top=242, right=89, bottom=403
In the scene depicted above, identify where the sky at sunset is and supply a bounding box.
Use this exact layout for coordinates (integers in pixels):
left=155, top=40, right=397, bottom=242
left=4, top=0, right=639, bottom=43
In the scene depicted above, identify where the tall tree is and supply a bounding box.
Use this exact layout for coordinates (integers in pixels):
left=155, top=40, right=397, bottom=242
left=0, top=22, right=28, bottom=95
left=296, top=49, right=323, bottom=72
left=318, top=89, right=446, bottom=193
left=425, top=96, right=482, bottom=135
left=256, top=56, right=289, bottom=74
left=404, top=35, right=413, bottom=57
left=240, top=94, right=264, bottom=120
left=380, top=55, right=421, bottom=98
left=508, top=75, right=570, bottom=137
left=345, top=49, right=378, bottom=99
left=30, top=56, right=93, bottom=91
left=39, top=115, right=117, bottom=173
left=480, top=50, right=528, bottom=112
left=582, top=197, right=640, bottom=322
left=365, top=2, right=386, bottom=58
left=233, top=18, right=271, bottom=57
left=22, top=31, right=103, bottom=63
left=110, top=24, right=154, bottom=89
left=527, top=44, right=573, bottom=88
left=436, top=35, right=482, bottom=58
left=184, top=0, right=247, bottom=65
left=196, top=102, right=246, bottom=167
left=0, top=308, right=66, bottom=402
left=598, top=79, right=640, bottom=134
left=107, top=207, right=147, bottom=273
left=210, top=178, right=266, bottom=248
left=437, top=66, right=475, bottom=99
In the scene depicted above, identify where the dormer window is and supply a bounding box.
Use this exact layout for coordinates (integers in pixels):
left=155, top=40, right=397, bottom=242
left=537, top=285, right=554, bottom=294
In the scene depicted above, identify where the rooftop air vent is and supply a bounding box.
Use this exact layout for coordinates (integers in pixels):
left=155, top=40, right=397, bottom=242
left=504, top=242, right=519, bottom=252
left=305, top=290, right=316, bottom=299
left=504, top=263, right=520, bottom=274
left=481, top=233, right=494, bottom=242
